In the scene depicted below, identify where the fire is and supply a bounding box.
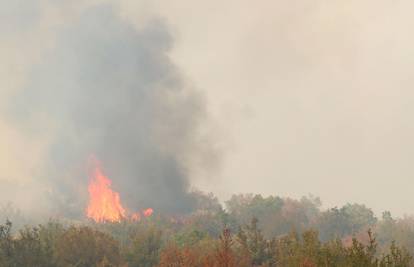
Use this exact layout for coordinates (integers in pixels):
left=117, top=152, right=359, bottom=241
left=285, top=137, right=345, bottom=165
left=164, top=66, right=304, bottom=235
left=130, top=209, right=153, bottom=222
left=143, top=208, right=153, bottom=217
left=86, top=164, right=126, bottom=223
left=86, top=157, right=154, bottom=223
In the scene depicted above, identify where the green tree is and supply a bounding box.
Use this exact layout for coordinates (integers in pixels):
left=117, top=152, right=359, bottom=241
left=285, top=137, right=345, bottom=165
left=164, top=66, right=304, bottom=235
left=55, top=226, right=122, bottom=267
left=236, top=217, right=274, bottom=266
left=125, top=226, right=163, bottom=267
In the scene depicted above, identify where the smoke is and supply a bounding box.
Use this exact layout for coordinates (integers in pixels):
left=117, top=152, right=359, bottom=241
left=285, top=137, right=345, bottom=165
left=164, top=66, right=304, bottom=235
left=5, top=2, right=213, bottom=217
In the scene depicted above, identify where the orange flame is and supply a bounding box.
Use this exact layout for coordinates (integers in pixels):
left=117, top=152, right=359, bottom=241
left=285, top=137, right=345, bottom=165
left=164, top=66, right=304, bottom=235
left=86, top=164, right=126, bottom=223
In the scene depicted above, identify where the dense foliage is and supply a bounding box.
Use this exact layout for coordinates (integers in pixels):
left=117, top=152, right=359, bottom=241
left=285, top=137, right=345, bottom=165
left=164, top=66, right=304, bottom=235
left=1, top=192, right=414, bottom=266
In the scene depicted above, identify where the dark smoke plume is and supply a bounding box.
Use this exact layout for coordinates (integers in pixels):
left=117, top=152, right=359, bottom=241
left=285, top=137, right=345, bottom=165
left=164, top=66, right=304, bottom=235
left=9, top=3, right=210, bottom=217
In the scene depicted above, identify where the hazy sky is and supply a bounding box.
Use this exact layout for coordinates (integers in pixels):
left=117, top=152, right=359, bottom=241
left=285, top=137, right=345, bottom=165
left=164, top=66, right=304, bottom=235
left=1, top=0, right=414, bottom=216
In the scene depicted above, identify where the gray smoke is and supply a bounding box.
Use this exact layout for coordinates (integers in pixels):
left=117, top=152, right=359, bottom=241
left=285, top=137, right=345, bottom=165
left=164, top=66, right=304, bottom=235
left=8, top=3, right=210, bottom=217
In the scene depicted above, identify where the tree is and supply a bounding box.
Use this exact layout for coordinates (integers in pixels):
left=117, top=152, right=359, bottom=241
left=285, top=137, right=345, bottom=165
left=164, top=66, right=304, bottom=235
left=215, top=228, right=236, bottom=267
left=236, top=217, right=274, bottom=266
left=125, top=226, right=163, bottom=267
left=55, top=226, right=122, bottom=267
left=379, top=241, right=412, bottom=267
left=346, top=229, right=378, bottom=267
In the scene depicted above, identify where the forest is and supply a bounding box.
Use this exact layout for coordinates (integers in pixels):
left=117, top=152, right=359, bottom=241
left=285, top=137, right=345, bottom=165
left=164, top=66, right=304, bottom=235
left=2, top=0, right=414, bottom=266
left=1, top=192, right=414, bottom=266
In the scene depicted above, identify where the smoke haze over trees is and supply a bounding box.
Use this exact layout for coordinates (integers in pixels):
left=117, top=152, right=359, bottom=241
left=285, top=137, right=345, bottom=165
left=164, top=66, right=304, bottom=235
left=2, top=1, right=414, bottom=266
left=1, top=193, right=414, bottom=266
left=2, top=2, right=218, bottom=217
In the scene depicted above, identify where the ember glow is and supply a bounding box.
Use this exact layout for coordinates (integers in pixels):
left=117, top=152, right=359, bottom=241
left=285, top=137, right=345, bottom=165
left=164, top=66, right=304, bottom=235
left=86, top=164, right=126, bottom=223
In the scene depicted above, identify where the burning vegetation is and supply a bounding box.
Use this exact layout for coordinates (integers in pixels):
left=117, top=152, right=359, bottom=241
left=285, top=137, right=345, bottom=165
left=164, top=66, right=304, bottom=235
left=86, top=164, right=126, bottom=223
left=86, top=159, right=153, bottom=223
